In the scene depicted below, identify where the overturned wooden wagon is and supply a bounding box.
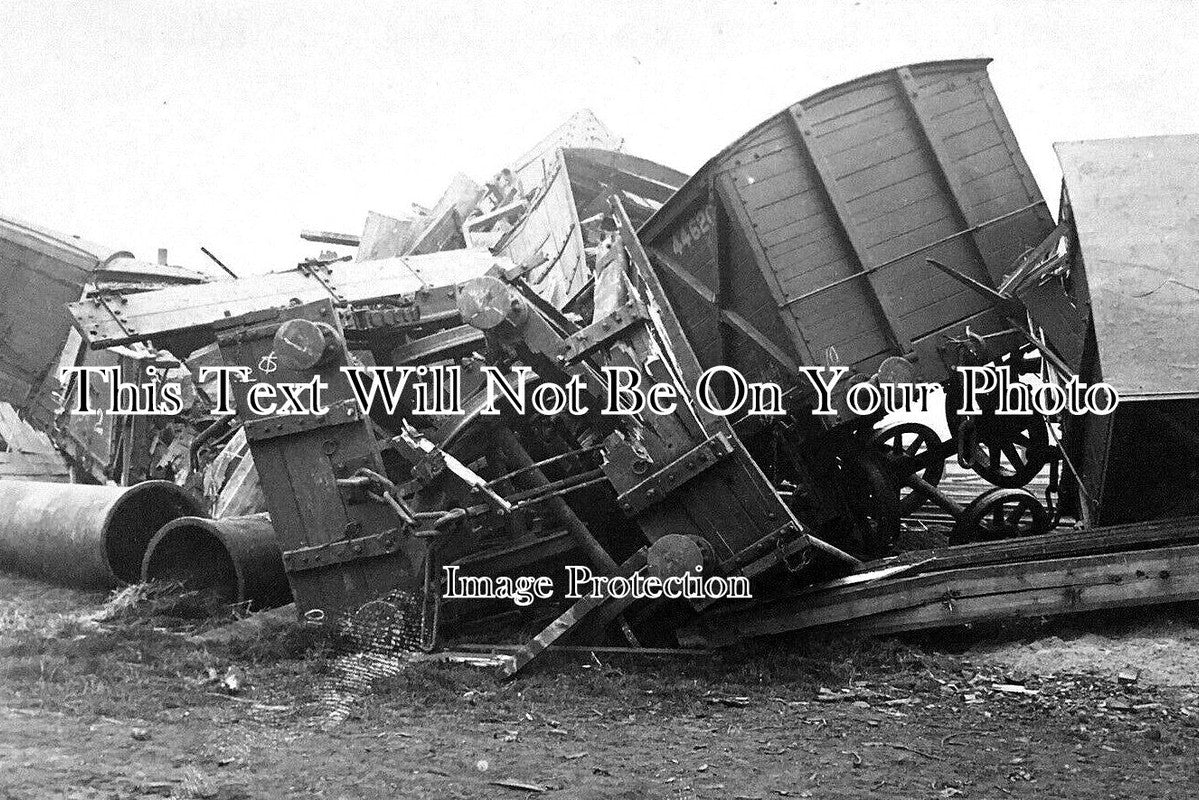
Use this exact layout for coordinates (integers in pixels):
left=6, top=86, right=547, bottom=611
left=639, top=59, right=1062, bottom=540
left=641, top=58, right=1054, bottom=384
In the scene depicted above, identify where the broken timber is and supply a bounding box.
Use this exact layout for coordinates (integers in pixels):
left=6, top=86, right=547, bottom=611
left=68, top=249, right=510, bottom=348
left=685, top=516, right=1199, bottom=645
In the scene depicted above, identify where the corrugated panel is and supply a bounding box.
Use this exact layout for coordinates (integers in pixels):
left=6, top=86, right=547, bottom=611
left=1056, top=136, right=1199, bottom=399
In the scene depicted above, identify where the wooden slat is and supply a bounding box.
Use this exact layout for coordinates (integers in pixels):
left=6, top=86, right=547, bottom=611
left=786, top=105, right=910, bottom=354
left=714, top=173, right=815, bottom=368
left=500, top=550, right=647, bottom=678
left=694, top=538, right=1199, bottom=643
left=69, top=249, right=505, bottom=348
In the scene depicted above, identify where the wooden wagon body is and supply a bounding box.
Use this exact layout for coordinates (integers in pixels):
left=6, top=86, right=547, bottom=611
left=639, top=59, right=1056, bottom=390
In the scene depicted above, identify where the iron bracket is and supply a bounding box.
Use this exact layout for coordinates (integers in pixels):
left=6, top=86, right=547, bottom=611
left=282, top=526, right=404, bottom=573
left=616, top=433, right=735, bottom=514
left=243, top=398, right=363, bottom=441
left=558, top=298, right=649, bottom=364
left=298, top=259, right=348, bottom=306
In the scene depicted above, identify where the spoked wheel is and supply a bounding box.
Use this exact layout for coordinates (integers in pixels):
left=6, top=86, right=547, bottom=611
left=958, top=414, right=1051, bottom=489
left=840, top=450, right=902, bottom=560
left=945, top=372, right=1052, bottom=489
left=872, top=422, right=945, bottom=515
left=950, top=487, right=1049, bottom=545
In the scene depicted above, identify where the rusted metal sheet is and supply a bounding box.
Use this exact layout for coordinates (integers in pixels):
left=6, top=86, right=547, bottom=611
left=1055, top=136, right=1199, bottom=399
left=640, top=59, right=1056, bottom=387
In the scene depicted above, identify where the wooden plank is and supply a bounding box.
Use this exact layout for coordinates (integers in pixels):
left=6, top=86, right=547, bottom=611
left=697, top=541, right=1199, bottom=643
left=820, top=111, right=914, bottom=158
left=355, top=212, right=415, bottom=261
left=848, top=174, right=945, bottom=228
left=711, top=180, right=730, bottom=373
left=779, top=256, right=859, bottom=297
left=650, top=248, right=715, bottom=305
left=944, top=121, right=1006, bottom=160
left=715, top=173, right=816, bottom=367
left=896, top=67, right=1005, bottom=293
left=745, top=188, right=830, bottom=236
left=806, top=84, right=899, bottom=133
left=771, top=236, right=853, bottom=282
left=785, top=105, right=911, bottom=355
left=929, top=98, right=990, bottom=133
left=977, top=77, right=1044, bottom=204
left=69, top=249, right=505, bottom=348
left=500, top=550, right=647, bottom=678
left=756, top=209, right=835, bottom=250
left=721, top=309, right=800, bottom=374
left=301, top=230, right=360, bottom=247
left=406, top=173, right=483, bottom=256
left=835, top=148, right=930, bottom=202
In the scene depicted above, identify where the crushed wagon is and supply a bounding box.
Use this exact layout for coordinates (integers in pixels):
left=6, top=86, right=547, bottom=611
left=2, top=63, right=1198, bottom=675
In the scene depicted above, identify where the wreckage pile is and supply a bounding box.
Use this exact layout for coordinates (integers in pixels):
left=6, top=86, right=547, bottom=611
left=2, top=61, right=1198, bottom=677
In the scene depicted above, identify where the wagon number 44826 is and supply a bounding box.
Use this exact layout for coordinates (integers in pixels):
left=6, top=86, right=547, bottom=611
left=671, top=204, right=716, bottom=257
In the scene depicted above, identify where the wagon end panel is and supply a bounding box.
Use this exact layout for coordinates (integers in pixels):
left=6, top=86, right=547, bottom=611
left=497, top=150, right=589, bottom=308
left=717, top=111, right=896, bottom=376
left=645, top=59, right=1057, bottom=389
left=641, top=181, right=724, bottom=370
left=904, top=62, right=1056, bottom=282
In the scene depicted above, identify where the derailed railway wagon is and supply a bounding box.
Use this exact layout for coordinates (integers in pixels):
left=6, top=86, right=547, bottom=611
left=641, top=58, right=1053, bottom=384
left=53, top=66, right=1199, bottom=671
left=53, top=61, right=1074, bottom=665
left=639, top=59, right=1062, bottom=544
left=1010, top=135, right=1199, bottom=528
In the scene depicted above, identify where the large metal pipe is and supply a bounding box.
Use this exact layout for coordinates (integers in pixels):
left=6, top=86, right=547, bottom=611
left=0, top=479, right=203, bottom=588
left=141, top=514, right=291, bottom=609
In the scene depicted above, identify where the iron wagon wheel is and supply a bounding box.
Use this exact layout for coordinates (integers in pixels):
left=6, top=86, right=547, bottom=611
left=841, top=450, right=902, bottom=561
left=959, top=413, right=1051, bottom=489
left=944, top=374, right=1051, bottom=489
left=950, top=487, right=1049, bottom=545
left=872, top=422, right=945, bottom=515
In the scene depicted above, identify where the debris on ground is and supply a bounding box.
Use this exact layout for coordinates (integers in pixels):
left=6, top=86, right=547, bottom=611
left=0, top=60, right=1198, bottom=715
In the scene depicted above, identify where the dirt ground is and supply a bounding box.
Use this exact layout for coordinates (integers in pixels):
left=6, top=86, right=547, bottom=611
left=3, top=573, right=1199, bottom=799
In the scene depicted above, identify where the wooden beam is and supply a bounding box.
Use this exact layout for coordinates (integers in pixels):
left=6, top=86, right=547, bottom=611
left=612, top=199, right=706, bottom=388
left=689, top=522, right=1199, bottom=645
left=499, top=549, right=647, bottom=678
left=69, top=250, right=506, bottom=348
left=712, top=173, right=815, bottom=369
left=649, top=245, right=800, bottom=375
left=895, top=67, right=997, bottom=287
left=301, top=229, right=360, bottom=247
left=648, top=248, right=715, bottom=304
left=785, top=105, right=910, bottom=354
left=711, top=179, right=730, bottom=374
left=720, top=310, right=800, bottom=374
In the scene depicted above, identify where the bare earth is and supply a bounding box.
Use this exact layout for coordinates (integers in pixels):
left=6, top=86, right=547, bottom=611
left=2, top=573, right=1199, bottom=799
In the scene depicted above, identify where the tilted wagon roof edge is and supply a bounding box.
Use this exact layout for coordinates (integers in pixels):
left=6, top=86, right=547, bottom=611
left=639, top=57, right=995, bottom=240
